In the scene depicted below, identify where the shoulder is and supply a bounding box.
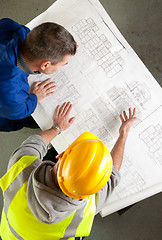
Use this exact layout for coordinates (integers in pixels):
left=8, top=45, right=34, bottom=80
left=0, top=18, right=17, bottom=28
left=7, top=135, right=46, bottom=170
left=0, top=18, right=30, bottom=33
left=0, top=18, right=30, bottom=44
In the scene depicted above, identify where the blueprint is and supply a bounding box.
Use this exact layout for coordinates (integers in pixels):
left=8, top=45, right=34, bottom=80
left=27, top=0, right=162, bottom=216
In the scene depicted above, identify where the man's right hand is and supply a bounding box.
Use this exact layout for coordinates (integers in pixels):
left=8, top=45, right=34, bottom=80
left=119, top=108, right=136, bottom=137
left=30, top=78, right=56, bottom=101
left=37, top=102, right=75, bottom=146
left=111, top=108, right=136, bottom=171
left=53, top=102, right=76, bottom=131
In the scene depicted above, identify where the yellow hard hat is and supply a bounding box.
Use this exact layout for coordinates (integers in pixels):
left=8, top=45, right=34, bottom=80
left=57, top=132, right=112, bottom=199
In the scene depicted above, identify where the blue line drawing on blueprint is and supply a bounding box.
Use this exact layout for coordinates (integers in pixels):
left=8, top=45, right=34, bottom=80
left=72, top=18, right=125, bottom=77
left=139, top=124, right=162, bottom=165
left=114, top=156, right=145, bottom=199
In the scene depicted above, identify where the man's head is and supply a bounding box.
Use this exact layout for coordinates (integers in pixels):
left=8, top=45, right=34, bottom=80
left=22, top=22, right=77, bottom=74
left=53, top=132, right=112, bottom=199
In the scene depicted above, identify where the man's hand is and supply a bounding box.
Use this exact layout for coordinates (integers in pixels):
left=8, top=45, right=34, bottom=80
left=53, top=102, right=75, bottom=131
left=31, top=78, right=56, bottom=101
left=119, top=108, right=136, bottom=136
left=111, top=108, right=136, bottom=171
left=38, top=102, right=75, bottom=146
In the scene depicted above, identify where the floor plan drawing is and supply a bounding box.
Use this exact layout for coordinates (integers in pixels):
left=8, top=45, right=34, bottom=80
left=72, top=18, right=125, bottom=77
left=139, top=124, right=162, bottom=165
left=53, top=70, right=69, bottom=88
left=112, top=156, right=145, bottom=199
left=74, top=108, right=113, bottom=146
left=126, top=81, right=151, bottom=107
left=27, top=0, right=162, bottom=217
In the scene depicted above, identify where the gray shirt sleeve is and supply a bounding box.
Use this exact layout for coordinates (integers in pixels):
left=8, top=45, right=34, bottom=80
left=7, top=135, right=48, bottom=170
left=95, top=166, right=121, bottom=214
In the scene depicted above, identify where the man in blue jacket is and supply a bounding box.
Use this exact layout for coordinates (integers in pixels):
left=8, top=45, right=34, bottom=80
left=0, top=18, right=77, bottom=132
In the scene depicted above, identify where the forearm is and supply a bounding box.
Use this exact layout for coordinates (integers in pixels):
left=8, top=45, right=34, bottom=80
left=37, top=127, right=60, bottom=146
left=96, top=166, right=121, bottom=214
left=110, top=132, right=128, bottom=171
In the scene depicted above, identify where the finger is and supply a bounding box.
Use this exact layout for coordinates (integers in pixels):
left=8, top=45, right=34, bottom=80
left=59, top=102, right=67, bottom=115
left=45, top=78, right=52, bottom=82
left=62, top=102, right=72, bottom=116
left=129, top=108, right=132, bottom=118
left=44, top=82, right=56, bottom=90
left=69, top=117, right=76, bottom=125
left=34, top=81, right=42, bottom=86
left=45, top=85, right=57, bottom=93
left=123, top=111, right=128, bottom=121
left=42, top=78, right=52, bottom=85
left=56, top=105, right=60, bottom=116
left=39, top=78, right=52, bottom=88
left=120, top=114, right=125, bottom=123
left=133, top=108, right=136, bottom=117
left=46, top=91, right=55, bottom=97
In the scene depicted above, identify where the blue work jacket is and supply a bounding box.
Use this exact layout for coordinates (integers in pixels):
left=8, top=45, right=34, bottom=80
left=0, top=18, right=37, bottom=131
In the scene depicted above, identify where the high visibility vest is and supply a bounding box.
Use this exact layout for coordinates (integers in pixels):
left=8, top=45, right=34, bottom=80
left=0, top=156, right=96, bottom=240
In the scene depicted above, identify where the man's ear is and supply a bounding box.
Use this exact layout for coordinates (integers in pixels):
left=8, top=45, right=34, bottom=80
left=40, top=61, right=51, bottom=71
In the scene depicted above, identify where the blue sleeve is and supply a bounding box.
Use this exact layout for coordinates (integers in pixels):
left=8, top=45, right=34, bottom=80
left=7, top=93, right=38, bottom=120
left=0, top=92, right=38, bottom=120
left=0, top=71, right=38, bottom=120
left=0, top=18, right=30, bottom=43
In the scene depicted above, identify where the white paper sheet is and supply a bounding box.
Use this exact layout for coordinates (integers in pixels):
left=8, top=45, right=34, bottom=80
left=27, top=0, right=162, bottom=217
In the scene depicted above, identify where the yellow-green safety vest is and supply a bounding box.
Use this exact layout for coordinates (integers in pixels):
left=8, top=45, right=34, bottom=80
left=0, top=156, right=97, bottom=240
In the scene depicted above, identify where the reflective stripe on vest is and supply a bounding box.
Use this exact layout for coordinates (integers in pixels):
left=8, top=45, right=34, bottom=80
left=0, top=156, right=96, bottom=240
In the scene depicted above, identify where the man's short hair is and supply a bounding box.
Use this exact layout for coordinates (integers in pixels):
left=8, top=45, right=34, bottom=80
left=22, top=22, right=77, bottom=65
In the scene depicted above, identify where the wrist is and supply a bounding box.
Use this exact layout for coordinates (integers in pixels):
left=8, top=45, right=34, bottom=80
left=51, top=124, right=62, bottom=134
left=119, top=129, right=128, bottom=139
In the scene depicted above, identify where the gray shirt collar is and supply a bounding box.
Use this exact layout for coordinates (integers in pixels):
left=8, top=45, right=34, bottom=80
left=17, top=45, right=41, bottom=75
